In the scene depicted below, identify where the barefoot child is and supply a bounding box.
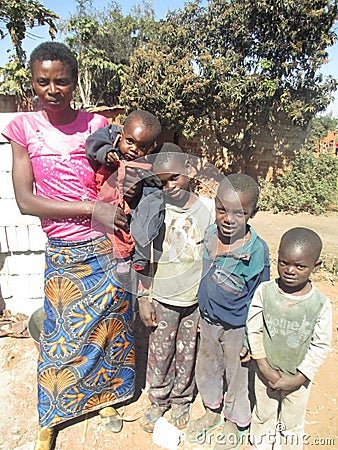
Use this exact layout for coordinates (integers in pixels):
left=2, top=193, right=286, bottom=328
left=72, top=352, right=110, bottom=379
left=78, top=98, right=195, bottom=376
left=246, top=227, right=332, bottom=450
left=186, top=174, right=270, bottom=449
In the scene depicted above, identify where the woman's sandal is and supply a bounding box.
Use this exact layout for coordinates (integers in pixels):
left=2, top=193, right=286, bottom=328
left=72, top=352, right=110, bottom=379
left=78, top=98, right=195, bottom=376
left=99, top=406, right=123, bottom=433
left=34, top=426, right=56, bottom=450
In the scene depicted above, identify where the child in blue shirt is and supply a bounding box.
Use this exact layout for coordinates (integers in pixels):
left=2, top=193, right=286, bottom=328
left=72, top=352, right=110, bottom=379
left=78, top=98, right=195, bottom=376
left=186, top=174, right=270, bottom=449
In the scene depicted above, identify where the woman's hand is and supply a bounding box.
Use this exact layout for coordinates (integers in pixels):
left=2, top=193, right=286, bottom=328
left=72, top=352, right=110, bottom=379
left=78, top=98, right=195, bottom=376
left=92, top=201, right=129, bottom=232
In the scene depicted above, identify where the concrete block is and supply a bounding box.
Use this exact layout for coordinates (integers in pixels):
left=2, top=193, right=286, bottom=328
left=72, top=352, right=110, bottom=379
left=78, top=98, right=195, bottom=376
left=0, top=226, right=8, bottom=253
left=5, top=226, right=19, bottom=251
left=0, top=144, right=13, bottom=171
left=0, top=273, right=12, bottom=299
left=29, top=273, right=44, bottom=298
left=15, top=225, right=30, bottom=252
left=31, top=253, right=45, bottom=274
left=28, top=224, right=47, bottom=251
left=0, top=172, right=14, bottom=199
left=9, top=274, right=30, bottom=299
left=0, top=200, right=41, bottom=226
left=6, top=224, right=44, bottom=252
left=0, top=200, right=23, bottom=226
left=6, top=253, right=44, bottom=275
left=4, top=296, right=43, bottom=317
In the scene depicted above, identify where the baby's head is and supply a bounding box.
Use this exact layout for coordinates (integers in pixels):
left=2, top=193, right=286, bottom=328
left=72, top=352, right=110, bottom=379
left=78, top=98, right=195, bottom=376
left=152, top=143, right=191, bottom=206
left=215, top=174, right=259, bottom=243
left=119, top=110, right=161, bottom=161
left=278, top=227, right=322, bottom=293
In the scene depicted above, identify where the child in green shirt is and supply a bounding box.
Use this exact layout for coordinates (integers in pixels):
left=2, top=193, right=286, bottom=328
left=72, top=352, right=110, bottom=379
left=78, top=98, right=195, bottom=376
left=246, top=227, right=332, bottom=450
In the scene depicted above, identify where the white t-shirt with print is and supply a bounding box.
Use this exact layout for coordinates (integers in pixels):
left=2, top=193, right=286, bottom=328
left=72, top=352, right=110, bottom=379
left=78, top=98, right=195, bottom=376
left=152, top=195, right=215, bottom=307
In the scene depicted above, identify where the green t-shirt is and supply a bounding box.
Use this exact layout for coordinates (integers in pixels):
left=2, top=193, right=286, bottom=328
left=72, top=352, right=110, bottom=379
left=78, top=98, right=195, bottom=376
left=262, top=280, right=326, bottom=375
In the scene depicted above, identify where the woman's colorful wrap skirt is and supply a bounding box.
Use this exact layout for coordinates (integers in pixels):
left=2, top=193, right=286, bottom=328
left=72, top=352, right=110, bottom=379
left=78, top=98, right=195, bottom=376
left=37, top=236, right=135, bottom=428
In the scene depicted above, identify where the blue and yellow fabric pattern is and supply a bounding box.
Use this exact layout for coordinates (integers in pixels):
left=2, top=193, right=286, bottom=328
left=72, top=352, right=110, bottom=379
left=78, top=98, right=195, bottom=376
left=37, top=236, right=135, bottom=428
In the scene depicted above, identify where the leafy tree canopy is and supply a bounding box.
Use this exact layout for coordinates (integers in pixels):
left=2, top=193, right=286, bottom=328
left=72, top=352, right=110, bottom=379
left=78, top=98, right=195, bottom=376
left=0, top=0, right=58, bottom=109
left=62, top=0, right=159, bottom=107
left=307, top=115, right=338, bottom=147
left=0, top=0, right=58, bottom=61
left=121, top=0, right=338, bottom=163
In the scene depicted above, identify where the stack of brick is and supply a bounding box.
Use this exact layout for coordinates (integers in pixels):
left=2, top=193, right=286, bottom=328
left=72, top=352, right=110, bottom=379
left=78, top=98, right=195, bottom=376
left=0, top=113, right=46, bottom=316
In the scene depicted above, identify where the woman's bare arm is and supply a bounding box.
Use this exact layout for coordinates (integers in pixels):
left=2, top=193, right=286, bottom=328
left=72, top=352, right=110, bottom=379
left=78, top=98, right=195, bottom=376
left=11, top=140, right=128, bottom=229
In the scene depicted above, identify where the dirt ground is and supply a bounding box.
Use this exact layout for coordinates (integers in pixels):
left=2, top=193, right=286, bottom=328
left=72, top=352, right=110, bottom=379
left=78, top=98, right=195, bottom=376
left=0, top=211, right=337, bottom=450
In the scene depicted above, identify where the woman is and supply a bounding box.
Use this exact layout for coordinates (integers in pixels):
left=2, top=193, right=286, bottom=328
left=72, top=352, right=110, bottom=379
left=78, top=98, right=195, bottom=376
left=2, top=42, right=135, bottom=450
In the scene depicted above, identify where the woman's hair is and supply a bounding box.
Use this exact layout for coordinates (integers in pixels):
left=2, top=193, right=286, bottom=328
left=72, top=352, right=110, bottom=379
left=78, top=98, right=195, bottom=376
left=29, top=42, right=78, bottom=81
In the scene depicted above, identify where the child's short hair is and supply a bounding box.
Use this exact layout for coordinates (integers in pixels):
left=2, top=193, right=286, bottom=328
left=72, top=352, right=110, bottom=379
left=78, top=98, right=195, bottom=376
left=124, top=110, right=161, bottom=141
left=152, top=142, right=186, bottom=169
left=29, top=42, right=78, bottom=81
left=217, top=173, right=259, bottom=212
left=280, top=227, right=322, bottom=262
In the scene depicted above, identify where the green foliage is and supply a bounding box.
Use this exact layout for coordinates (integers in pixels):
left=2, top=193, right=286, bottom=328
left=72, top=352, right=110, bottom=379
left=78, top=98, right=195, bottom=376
left=0, top=56, right=31, bottom=108
left=119, top=30, right=209, bottom=138
left=0, top=0, right=58, bottom=109
left=305, top=115, right=338, bottom=149
left=258, top=150, right=338, bottom=214
left=63, top=0, right=159, bottom=107
left=2, top=0, right=338, bottom=132
left=0, top=0, right=58, bottom=61
left=121, top=0, right=338, bottom=167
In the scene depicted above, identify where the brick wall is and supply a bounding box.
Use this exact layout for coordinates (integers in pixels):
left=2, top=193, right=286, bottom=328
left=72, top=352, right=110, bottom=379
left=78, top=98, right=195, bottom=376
left=94, top=107, right=310, bottom=181
left=0, top=95, right=17, bottom=113
left=174, top=113, right=310, bottom=181
left=0, top=113, right=46, bottom=316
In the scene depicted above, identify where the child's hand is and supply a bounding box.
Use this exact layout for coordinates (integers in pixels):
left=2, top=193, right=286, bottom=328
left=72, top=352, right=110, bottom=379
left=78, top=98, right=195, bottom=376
left=240, top=346, right=251, bottom=363
left=106, top=151, right=119, bottom=164
left=268, top=371, right=307, bottom=392
left=138, top=297, right=157, bottom=328
left=256, top=358, right=281, bottom=384
left=123, top=167, right=143, bottom=206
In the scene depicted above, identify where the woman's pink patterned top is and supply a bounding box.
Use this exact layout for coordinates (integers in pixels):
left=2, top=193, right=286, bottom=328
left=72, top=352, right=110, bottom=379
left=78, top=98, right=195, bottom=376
left=2, top=110, right=108, bottom=240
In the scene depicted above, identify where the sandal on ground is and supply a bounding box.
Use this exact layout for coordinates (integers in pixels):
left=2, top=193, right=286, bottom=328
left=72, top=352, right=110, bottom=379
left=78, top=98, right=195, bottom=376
left=99, top=406, right=123, bottom=433
left=169, top=405, right=191, bottom=430
left=140, top=404, right=168, bottom=433
left=34, top=426, right=56, bottom=450
left=0, top=309, right=29, bottom=338
left=186, top=409, right=223, bottom=443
